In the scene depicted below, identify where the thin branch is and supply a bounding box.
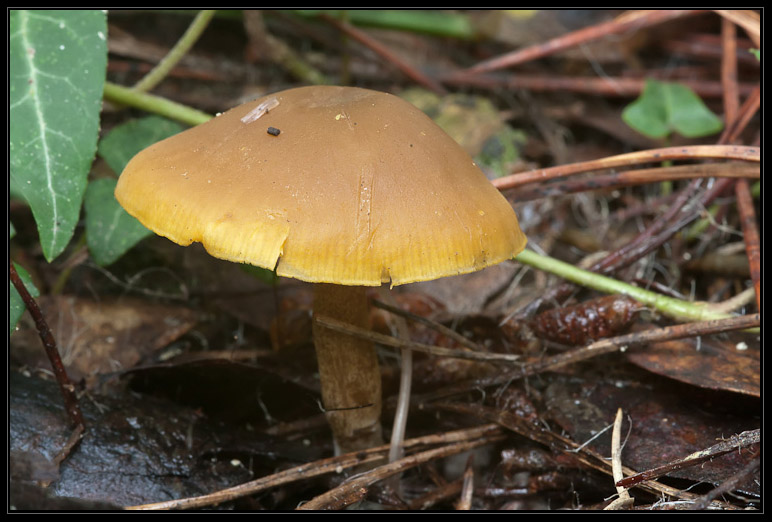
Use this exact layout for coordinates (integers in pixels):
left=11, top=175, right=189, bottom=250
left=127, top=424, right=502, bottom=510
left=461, top=10, right=703, bottom=74
left=314, top=315, right=521, bottom=364
left=321, top=13, right=447, bottom=95
left=9, top=261, right=84, bottom=429
left=133, top=10, right=217, bottom=92
left=510, top=163, right=759, bottom=202
left=492, top=145, right=760, bottom=191
left=415, top=314, right=760, bottom=404
left=298, top=431, right=504, bottom=510
left=615, top=429, right=760, bottom=489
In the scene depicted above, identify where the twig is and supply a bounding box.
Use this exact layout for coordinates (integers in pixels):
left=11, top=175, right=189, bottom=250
left=243, top=10, right=329, bottom=85
left=719, top=85, right=761, bottom=145
left=492, top=145, right=760, bottom=191
left=442, top=72, right=753, bottom=99
left=510, top=163, right=759, bottom=202
left=461, top=10, right=703, bottom=74
left=434, top=402, right=737, bottom=509
left=456, top=454, right=475, bottom=510
left=133, top=10, right=216, bottom=92
left=372, top=298, right=483, bottom=353
left=735, top=179, right=761, bottom=311
left=314, top=315, right=520, bottom=364
left=604, top=408, right=633, bottom=510
left=615, top=429, right=760, bottom=489
left=9, top=261, right=84, bottom=429
left=126, top=424, right=502, bottom=510
left=407, top=478, right=463, bottom=510
left=321, top=13, right=447, bottom=95
left=298, top=431, right=504, bottom=510
left=416, top=314, right=759, bottom=404
left=721, top=17, right=740, bottom=126
left=690, top=457, right=760, bottom=510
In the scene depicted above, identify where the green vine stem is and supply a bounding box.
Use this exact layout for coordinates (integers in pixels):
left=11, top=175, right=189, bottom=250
left=133, top=9, right=217, bottom=93
left=103, top=81, right=213, bottom=126
left=515, top=248, right=750, bottom=325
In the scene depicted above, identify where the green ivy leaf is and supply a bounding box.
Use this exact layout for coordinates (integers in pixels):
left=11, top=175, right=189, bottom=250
left=84, top=116, right=186, bottom=266
left=84, top=178, right=154, bottom=266
left=9, top=10, right=107, bottom=261
left=97, top=115, right=185, bottom=176
left=10, top=263, right=40, bottom=336
left=622, top=79, right=724, bottom=139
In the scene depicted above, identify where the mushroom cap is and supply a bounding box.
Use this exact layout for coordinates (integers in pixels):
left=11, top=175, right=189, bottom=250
left=115, top=86, right=526, bottom=286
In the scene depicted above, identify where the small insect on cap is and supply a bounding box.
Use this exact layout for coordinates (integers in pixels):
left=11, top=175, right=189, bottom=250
left=115, top=86, right=527, bottom=286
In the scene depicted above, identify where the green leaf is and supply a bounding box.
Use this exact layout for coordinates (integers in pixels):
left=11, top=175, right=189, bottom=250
left=84, top=178, right=154, bottom=266
left=10, top=263, right=40, bottom=336
left=98, top=116, right=185, bottom=175
left=294, top=10, right=475, bottom=39
left=622, top=79, right=724, bottom=139
left=9, top=10, right=108, bottom=262
left=85, top=116, right=186, bottom=266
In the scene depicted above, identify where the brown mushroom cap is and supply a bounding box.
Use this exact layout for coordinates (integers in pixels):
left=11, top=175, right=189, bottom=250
left=115, top=86, right=526, bottom=286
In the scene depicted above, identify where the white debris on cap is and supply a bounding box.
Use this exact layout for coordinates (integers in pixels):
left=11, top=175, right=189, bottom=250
left=241, top=97, right=280, bottom=124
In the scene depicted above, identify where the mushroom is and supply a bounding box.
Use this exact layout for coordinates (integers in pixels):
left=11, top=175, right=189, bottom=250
left=115, top=86, right=527, bottom=454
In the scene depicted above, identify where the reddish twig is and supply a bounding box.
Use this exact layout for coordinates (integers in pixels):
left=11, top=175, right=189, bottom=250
left=442, top=72, right=753, bottom=99
left=719, top=85, right=761, bottom=146
left=492, top=145, right=759, bottom=191
left=461, top=10, right=704, bottom=75
left=320, top=13, right=447, bottom=96
left=9, top=260, right=84, bottom=428
left=509, top=163, right=759, bottom=202
left=721, top=18, right=740, bottom=126
left=735, top=179, right=761, bottom=311
left=717, top=18, right=761, bottom=312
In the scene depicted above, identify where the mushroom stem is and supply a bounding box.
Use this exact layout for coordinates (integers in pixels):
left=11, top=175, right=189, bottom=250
left=313, top=284, right=383, bottom=454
